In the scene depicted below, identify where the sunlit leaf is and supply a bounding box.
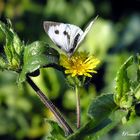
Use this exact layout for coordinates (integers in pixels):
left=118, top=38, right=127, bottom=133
left=0, top=20, right=23, bottom=71
left=114, top=56, right=134, bottom=108
left=44, top=120, right=66, bottom=140
left=19, top=41, right=59, bottom=82
left=134, top=55, right=140, bottom=100
left=0, top=56, right=7, bottom=70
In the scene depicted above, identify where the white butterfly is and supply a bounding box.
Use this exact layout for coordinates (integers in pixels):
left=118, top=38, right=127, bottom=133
left=43, top=16, right=98, bottom=56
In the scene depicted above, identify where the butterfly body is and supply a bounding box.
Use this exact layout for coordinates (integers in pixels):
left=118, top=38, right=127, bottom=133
left=43, top=16, right=98, bottom=56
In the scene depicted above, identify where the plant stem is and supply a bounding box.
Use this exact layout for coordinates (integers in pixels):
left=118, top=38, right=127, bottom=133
left=75, top=85, right=81, bottom=129
left=26, top=76, right=73, bottom=135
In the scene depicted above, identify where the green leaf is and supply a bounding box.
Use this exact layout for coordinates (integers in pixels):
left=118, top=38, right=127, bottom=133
left=136, top=54, right=140, bottom=82
left=0, top=20, right=23, bottom=70
left=44, top=120, right=66, bottom=140
left=88, top=94, right=117, bottom=119
left=134, top=55, right=140, bottom=100
left=114, top=56, right=134, bottom=108
left=135, top=84, right=140, bottom=100
left=85, top=110, right=127, bottom=140
left=0, top=56, right=7, bottom=70
left=19, top=41, right=59, bottom=82
left=0, top=20, right=23, bottom=55
left=67, top=109, right=127, bottom=140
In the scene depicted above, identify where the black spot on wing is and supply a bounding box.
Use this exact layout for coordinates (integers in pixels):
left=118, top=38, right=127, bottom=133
left=68, top=33, right=80, bottom=54
left=73, top=33, right=80, bottom=48
left=69, top=47, right=75, bottom=54
left=55, top=30, right=59, bottom=34
left=63, top=31, right=70, bottom=40
left=63, top=31, right=67, bottom=35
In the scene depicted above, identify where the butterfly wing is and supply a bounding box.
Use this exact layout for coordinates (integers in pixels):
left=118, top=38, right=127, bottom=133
left=67, top=24, right=83, bottom=55
left=43, top=21, right=83, bottom=54
left=43, top=21, right=70, bottom=52
left=76, top=16, right=98, bottom=47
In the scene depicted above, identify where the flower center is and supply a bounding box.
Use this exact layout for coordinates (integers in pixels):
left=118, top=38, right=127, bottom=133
left=70, top=57, right=86, bottom=73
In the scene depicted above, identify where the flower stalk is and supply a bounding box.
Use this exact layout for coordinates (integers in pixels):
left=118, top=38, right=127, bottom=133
left=60, top=52, right=100, bottom=129
left=75, top=85, right=81, bottom=128
left=26, top=76, right=73, bottom=135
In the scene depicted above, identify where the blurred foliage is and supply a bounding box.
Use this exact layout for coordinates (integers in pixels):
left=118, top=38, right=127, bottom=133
left=0, top=0, right=140, bottom=140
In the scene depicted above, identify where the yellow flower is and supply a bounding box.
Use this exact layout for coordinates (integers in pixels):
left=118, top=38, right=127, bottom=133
left=59, top=52, right=100, bottom=77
